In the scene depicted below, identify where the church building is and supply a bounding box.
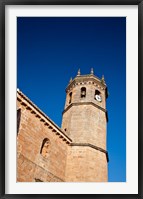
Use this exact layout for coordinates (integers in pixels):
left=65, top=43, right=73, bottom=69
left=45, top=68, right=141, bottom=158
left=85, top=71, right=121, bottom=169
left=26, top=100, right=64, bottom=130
left=17, top=69, right=109, bottom=182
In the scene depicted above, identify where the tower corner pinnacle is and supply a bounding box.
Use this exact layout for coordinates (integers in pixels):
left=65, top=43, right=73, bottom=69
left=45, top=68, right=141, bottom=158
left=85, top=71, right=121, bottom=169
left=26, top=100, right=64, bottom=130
left=77, top=69, right=81, bottom=76
left=90, top=68, right=94, bottom=75
left=101, top=75, right=106, bottom=84
left=69, top=77, right=72, bottom=83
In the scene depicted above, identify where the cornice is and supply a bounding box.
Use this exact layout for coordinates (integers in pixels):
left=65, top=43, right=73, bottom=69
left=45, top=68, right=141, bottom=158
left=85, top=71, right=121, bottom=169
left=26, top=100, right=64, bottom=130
left=70, top=143, right=109, bottom=162
left=66, top=74, right=106, bottom=93
left=62, top=102, right=108, bottom=122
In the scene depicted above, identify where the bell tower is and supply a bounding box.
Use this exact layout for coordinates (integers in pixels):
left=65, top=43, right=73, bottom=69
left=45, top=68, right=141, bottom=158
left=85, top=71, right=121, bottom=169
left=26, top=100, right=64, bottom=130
left=62, top=69, right=109, bottom=182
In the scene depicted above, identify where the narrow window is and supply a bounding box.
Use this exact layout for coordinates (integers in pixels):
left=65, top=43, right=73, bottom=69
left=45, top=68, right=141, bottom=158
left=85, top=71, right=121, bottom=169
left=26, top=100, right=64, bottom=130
left=69, top=92, right=72, bottom=104
left=17, top=108, right=21, bottom=135
left=40, top=138, right=50, bottom=158
left=81, top=87, right=86, bottom=98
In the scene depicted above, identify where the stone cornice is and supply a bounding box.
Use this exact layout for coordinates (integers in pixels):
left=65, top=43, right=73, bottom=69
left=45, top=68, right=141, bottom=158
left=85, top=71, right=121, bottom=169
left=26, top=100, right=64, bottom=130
left=17, top=89, right=72, bottom=144
left=62, top=102, right=108, bottom=122
left=70, top=143, right=109, bottom=162
left=66, top=74, right=106, bottom=92
left=66, top=75, right=108, bottom=99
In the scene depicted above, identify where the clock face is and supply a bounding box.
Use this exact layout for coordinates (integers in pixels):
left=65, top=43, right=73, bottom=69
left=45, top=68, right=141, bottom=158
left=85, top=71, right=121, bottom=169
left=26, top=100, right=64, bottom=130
left=95, top=94, right=102, bottom=102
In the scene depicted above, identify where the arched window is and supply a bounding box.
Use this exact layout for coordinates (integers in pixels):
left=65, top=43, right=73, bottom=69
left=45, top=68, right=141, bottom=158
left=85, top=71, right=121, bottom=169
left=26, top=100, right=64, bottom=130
left=95, top=90, right=101, bottom=96
left=17, top=108, right=21, bottom=135
left=69, top=92, right=72, bottom=104
left=40, top=138, right=50, bottom=158
left=81, top=87, right=86, bottom=98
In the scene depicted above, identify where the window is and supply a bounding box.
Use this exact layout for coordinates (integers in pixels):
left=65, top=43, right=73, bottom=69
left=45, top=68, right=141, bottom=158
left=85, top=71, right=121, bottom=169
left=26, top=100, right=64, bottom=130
left=69, top=92, right=72, bottom=104
left=95, top=90, right=101, bottom=96
left=40, top=138, right=50, bottom=158
left=81, top=87, right=86, bottom=98
left=17, top=108, right=21, bottom=134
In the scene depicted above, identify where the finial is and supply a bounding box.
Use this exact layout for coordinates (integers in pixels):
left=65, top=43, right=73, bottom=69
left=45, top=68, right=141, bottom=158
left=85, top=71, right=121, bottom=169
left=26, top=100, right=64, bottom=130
left=91, top=68, right=94, bottom=74
left=69, top=77, right=72, bottom=83
left=101, top=75, right=105, bottom=84
left=77, top=69, right=80, bottom=76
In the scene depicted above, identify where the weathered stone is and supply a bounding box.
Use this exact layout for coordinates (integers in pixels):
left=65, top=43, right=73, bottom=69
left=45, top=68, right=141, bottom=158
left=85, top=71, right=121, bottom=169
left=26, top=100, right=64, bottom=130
left=17, top=72, right=108, bottom=182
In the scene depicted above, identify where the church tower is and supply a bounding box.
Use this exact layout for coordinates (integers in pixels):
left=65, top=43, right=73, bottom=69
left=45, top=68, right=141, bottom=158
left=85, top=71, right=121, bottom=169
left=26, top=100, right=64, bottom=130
left=62, top=69, right=109, bottom=182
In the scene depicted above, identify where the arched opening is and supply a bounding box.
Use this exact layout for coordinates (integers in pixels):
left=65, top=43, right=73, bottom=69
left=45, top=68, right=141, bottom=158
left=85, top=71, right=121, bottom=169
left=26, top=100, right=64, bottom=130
left=81, top=87, right=86, bottom=98
left=95, top=90, right=101, bottom=96
left=40, top=138, right=50, bottom=158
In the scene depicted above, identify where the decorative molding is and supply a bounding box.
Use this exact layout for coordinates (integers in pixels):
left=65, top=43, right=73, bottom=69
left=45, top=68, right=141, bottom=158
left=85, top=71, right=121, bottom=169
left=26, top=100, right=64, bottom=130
left=17, top=89, right=72, bottom=144
left=62, top=102, right=108, bottom=122
left=70, top=143, right=109, bottom=162
left=66, top=75, right=107, bottom=93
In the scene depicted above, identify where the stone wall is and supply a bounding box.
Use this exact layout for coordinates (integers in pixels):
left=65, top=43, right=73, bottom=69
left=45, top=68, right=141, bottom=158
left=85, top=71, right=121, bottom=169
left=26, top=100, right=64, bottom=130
left=17, top=154, right=63, bottom=182
left=62, top=104, right=107, bottom=150
left=61, top=74, right=108, bottom=182
left=17, top=91, right=71, bottom=182
left=65, top=145, right=108, bottom=182
left=17, top=83, right=108, bottom=182
left=64, top=78, right=106, bottom=110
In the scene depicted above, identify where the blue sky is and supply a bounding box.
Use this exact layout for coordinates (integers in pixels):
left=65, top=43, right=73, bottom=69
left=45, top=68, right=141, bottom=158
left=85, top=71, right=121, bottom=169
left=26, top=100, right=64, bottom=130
left=17, top=17, right=126, bottom=182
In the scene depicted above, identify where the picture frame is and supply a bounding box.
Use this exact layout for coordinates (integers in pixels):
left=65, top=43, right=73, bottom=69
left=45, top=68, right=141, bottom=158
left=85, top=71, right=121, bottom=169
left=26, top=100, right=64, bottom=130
left=0, top=0, right=143, bottom=198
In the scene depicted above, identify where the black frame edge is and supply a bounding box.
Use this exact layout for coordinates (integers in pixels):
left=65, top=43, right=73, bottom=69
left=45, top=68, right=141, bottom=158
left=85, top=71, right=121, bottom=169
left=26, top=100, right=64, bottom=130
left=0, top=0, right=143, bottom=198
left=0, top=0, right=141, bottom=5
left=138, top=1, right=143, bottom=199
left=0, top=0, right=5, bottom=199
